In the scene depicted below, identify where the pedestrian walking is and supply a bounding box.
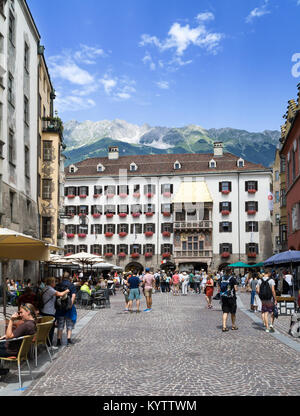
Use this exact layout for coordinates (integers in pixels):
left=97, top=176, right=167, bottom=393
left=55, top=272, right=77, bottom=347
left=201, top=271, right=207, bottom=294
left=127, top=273, right=142, bottom=313
left=220, top=271, right=238, bottom=332
left=154, top=271, right=160, bottom=292
left=181, top=272, right=189, bottom=296
left=249, top=273, right=258, bottom=312
left=143, top=268, right=155, bottom=312
left=121, top=275, right=130, bottom=312
left=205, top=273, right=214, bottom=308
left=194, top=271, right=201, bottom=294
left=189, top=272, right=194, bottom=293
left=165, top=274, right=171, bottom=292
left=171, top=271, right=180, bottom=296
left=256, top=270, right=277, bottom=333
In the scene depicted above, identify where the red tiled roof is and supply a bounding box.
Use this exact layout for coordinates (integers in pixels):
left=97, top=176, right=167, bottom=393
left=65, top=152, right=269, bottom=178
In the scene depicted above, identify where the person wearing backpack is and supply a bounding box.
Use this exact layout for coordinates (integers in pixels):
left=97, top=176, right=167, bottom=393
left=256, top=270, right=277, bottom=333
left=55, top=272, right=77, bottom=346
left=220, top=271, right=238, bottom=332
left=39, top=277, right=70, bottom=347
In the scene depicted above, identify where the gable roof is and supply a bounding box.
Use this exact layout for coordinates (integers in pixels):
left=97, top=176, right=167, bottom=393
left=65, top=152, right=270, bottom=178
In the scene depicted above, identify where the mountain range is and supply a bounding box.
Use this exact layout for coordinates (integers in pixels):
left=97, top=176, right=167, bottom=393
left=63, top=119, right=280, bottom=168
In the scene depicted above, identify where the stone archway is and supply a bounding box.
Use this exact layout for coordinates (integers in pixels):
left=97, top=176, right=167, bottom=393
left=160, top=261, right=175, bottom=273
left=125, top=262, right=143, bottom=274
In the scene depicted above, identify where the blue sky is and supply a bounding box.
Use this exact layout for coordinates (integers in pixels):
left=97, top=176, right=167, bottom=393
left=27, top=0, right=300, bottom=131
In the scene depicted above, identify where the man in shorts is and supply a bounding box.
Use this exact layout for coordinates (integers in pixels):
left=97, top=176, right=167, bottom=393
left=256, top=270, right=277, bottom=333
left=56, top=272, right=77, bottom=346
left=128, top=273, right=141, bottom=313
left=171, top=271, right=180, bottom=296
left=220, top=271, right=238, bottom=332
left=143, top=268, right=155, bottom=312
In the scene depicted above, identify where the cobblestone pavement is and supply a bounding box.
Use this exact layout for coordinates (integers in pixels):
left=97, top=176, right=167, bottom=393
left=15, top=289, right=299, bottom=397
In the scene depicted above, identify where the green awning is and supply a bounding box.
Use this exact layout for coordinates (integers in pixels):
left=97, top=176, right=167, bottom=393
left=227, top=262, right=250, bottom=268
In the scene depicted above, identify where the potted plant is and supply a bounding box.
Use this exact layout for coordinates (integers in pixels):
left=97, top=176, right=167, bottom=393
left=162, top=252, right=170, bottom=258
left=247, top=210, right=256, bottom=215
left=145, top=252, right=153, bottom=258
left=119, top=213, right=127, bottom=218
left=162, top=231, right=170, bottom=237
left=118, top=252, right=126, bottom=258
left=146, top=192, right=153, bottom=198
left=105, top=252, right=113, bottom=257
left=78, top=233, right=86, bottom=238
left=221, top=252, right=230, bottom=258
left=133, top=192, right=140, bottom=198
left=67, top=194, right=75, bottom=199
left=131, top=253, right=140, bottom=259
left=163, top=192, right=171, bottom=197
left=248, top=252, right=257, bottom=258
left=67, top=233, right=74, bottom=239
left=105, top=232, right=113, bottom=237
left=145, top=231, right=153, bottom=237
left=119, top=232, right=127, bottom=237
left=221, top=190, right=230, bottom=195
left=163, top=212, right=171, bottom=217
left=93, top=194, right=100, bottom=198
left=145, top=212, right=153, bottom=217
left=132, top=212, right=140, bottom=217
left=221, top=210, right=230, bottom=216
left=79, top=194, right=87, bottom=198
left=248, top=189, right=256, bottom=194
left=119, top=193, right=127, bottom=198
left=93, top=213, right=101, bottom=218
left=106, top=213, right=114, bottom=218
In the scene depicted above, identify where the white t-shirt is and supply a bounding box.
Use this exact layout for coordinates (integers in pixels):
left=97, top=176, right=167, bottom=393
left=257, top=277, right=275, bottom=288
left=284, top=274, right=293, bottom=286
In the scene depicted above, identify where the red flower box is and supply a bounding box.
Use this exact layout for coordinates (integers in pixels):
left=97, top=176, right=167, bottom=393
left=106, top=193, right=114, bottom=198
left=248, top=189, right=256, bottom=194
left=93, top=194, right=100, bottom=198
left=106, top=213, right=114, bottom=218
left=145, top=231, right=153, bottom=237
left=118, top=252, right=126, bottom=258
left=221, top=210, right=230, bottom=216
left=146, top=193, right=153, bottom=198
left=163, top=212, right=171, bottom=217
left=67, top=233, right=74, bottom=239
left=119, top=213, right=127, bottom=218
left=119, top=232, right=127, bottom=237
left=162, top=231, right=170, bottom=237
left=67, top=195, right=75, bottom=199
left=65, top=253, right=72, bottom=256
left=105, top=232, right=113, bottom=237
left=145, top=212, right=153, bottom=217
left=93, top=213, right=101, bottom=218
left=131, top=253, right=140, bottom=259
left=145, top=252, right=153, bottom=258
left=133, top=192, right=140, bottom=198
left=79, top=213, right=86, bottom=217
left=78, top=233, right=86, bottom=238
left=119, top=193, right=127, bottom=198
left=67, top=213, right=75, bottom=218
left=132, top=212, right=140, bottom=217
left=221, top=252, right=230, bottom=258
left=247, top=210, right=256, bottom=215
left=221, top=190, right=230, bottom=194
left=162, top=253, right=170, bottom=258
left=104, top=252, right=113, bottom=257
left=248, top=252, right=257, bottom=258
left=163, top=192, right=171, bottom=197
left=79, top=194, right=87, bottom=198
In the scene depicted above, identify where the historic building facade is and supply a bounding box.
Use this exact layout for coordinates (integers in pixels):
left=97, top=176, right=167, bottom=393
left=0, top=0, right=63, bottom=279
left=63, top=144, right=273, bottom=273
left=271, top=148, right=281, bottom=253
left=279, top=87, right=300, bottom=250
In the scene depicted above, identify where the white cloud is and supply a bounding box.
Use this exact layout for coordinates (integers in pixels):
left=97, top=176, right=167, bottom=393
left=74, top=44, right=105, bottom=65
left=142, top=52, right=156, bottom=70
left=246, top=1, right=271, bottom=23
left=155, top=81, right=170, bottom=90
left=100, top=75, right=136, bottom=100
left=100, top=77, right=117, bottom=94
left=139, top=12, right=223, bottom=58
left=48, top=55, right=94, bottom=85
left=54, top=92, right=96, bottom=112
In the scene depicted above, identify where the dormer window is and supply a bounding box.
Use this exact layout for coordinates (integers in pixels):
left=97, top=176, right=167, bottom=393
left=97, top=163, right=105, bottom=172
left=174, top=161, right=181, bottom=170
left=130, top=162, right=138, bottom=172
left=69, top=164, right=77, bottom=173
left=209, top=159, right=216, bottom=168
left=237, top=158, right=244, bottom=168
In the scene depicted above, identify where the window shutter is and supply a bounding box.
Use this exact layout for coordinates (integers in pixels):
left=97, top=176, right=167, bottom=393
left=161, top=223, right=164, bottom=233
left=255, top=202, right=258, bottom=211
left=219, top=244, right=222, bottom=254
left=219, top=222, right=222, bottom=233
left=255, top=181, right=258, bottom=191
left=170, top=244, right=173, bottom=254
left=219, top=182, right=222, bottom=192
left=91, top=225, right=94, bottom=234
left=104, top=224, right=107, bottom=233
left=117, top=224, right=120, bottom=234
left=230, top=243, right=232, bottom=253
left=143, top=244, right=146, bottom=255
left=246, top=243, right=249, bottom=253
left=219, top=202, right=222, bottom=212
left=64, top=187, right=68, bottom=196
left=130, top=244, right=133, bottom=254
left=256, top=244, right=259, bottom=254
left=170, top=184, right=173, bottom=193
left=229, top=202, right=232, bottom=212
left=161, top=244, right=163, bottom=254
left=246, top=222, right=248, bottom=232
left=86, top=187, right=89, bottom=196
left=255, top=222, right=258, bottom=232
left=153, top=223, right=155, bottom=233
left=229, top=222, right=232, bottom=232
left=161, top=184, right=163, bottom=194
left=245, top=202, right=248, bottom=211
left=229, top=182, right=232, bottom=191
left=76, top=187, right=79, bottom=196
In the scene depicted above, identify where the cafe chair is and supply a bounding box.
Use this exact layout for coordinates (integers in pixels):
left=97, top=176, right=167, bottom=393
left=0, top=335, right=35, bottom=389
left=33, top=320, right=54, bottom=367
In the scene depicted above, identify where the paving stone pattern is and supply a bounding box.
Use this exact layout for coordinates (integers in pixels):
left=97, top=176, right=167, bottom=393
left=17, top=291, right=300, bottom=396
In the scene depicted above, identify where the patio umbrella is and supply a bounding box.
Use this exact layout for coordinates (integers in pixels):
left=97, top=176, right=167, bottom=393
left=0, top=227, right=59, bottom=317
left=263, top=250, right=300, bottom=266
left=64, top=253, right=104, bottom=275
left=247, top=262, right=264, bottom=268
left=227, top=262, right=249, bottom=268
left=92, top=262, right=116, bottom=269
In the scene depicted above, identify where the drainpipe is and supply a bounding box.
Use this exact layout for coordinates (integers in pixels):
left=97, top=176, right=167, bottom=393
left=238, top=172, right=241, bottom=261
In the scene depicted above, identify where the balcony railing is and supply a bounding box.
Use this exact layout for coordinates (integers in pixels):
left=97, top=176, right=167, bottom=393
left=174, top=250, right=213, bottom=258
left=174, top=221, right=212, bottom=230
left=42, top=117, right=63, bottom=137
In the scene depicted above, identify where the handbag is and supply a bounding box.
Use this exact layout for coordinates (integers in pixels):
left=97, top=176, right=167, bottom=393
left=273, top=305, right=279, bottom=319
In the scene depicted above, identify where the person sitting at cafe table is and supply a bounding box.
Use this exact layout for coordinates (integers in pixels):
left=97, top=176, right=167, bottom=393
left=0, top=303, right=37, bottom=376
left=80, top=281, right=92, bottom=296
left=7, top=279, right=18, bottom=305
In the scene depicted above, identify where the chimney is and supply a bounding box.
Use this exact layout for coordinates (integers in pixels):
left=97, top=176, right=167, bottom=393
left=108, top=146, right=119, bottom=160
left=213, top=142, right=223, bottom=157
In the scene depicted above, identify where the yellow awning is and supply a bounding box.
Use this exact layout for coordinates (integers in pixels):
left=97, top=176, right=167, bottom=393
left=0, top=228, right=60, bottom=261
left=172, top=181, right=213, bottom=203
